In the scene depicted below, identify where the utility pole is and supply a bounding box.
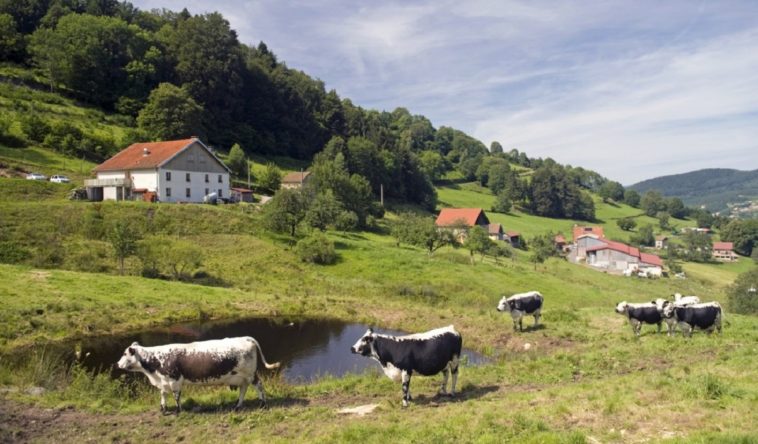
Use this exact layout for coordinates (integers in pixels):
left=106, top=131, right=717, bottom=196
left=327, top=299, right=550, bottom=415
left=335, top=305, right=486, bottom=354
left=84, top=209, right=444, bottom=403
left=380, top=184, right=384, bottom=207
left=247, top=158, right=250, bottom=188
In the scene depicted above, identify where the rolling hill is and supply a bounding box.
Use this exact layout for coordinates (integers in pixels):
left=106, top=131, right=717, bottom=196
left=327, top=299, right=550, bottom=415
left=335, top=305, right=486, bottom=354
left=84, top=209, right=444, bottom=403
left=629, top=168, right=758, bottom=213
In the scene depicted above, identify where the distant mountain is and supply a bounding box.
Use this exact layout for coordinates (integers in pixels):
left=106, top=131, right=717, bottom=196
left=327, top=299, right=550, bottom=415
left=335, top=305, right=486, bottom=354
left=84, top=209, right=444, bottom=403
left=629, top=168, right=758, bottom=213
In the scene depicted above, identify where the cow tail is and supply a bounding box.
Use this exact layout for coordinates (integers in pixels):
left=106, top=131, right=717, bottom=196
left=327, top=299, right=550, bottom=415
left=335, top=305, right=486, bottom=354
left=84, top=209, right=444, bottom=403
left=251, top=337, right=280, bottom=369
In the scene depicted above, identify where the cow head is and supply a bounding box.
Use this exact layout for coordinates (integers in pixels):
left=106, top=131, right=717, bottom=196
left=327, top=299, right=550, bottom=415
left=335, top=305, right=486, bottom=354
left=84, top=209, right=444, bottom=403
left=652, top=298, right=668, bottom=313
left=662, top=302, right=676, bottom=319
left=117, top=341, right=143, bottom=371
left=614, top=301, right=629, bottom=314
left=673, top=293, right=682, bottom=301
left=350, top=328, right=375, bottom=356
left=496, top=296, right=509, bottom=312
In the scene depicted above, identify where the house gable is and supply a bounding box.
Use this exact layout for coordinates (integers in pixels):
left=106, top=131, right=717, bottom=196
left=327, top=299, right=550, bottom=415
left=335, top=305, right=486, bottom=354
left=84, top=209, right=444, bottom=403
left=161, top=141, right=229, bottom=173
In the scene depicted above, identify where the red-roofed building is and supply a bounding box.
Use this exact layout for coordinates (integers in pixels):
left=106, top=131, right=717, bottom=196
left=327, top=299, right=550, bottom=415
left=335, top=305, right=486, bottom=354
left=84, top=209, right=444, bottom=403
left=505, top=230, right=522, bottom=248
left=85, top=137, right=231, bottom=203
left=435, top=208, right=490, bottom=243
left=585, top=239, right=663, bottom=274
left=713, top=241, right=738, bottom=262
left=281, top=171, right=312, bottom=189
left=572, top=225, right=605, bottom=242
left=487, top=223, right=504, bottom=241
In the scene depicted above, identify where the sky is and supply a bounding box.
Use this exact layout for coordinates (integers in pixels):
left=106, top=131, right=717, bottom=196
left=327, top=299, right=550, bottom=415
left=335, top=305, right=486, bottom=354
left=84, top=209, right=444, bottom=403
left=130, top=0, right=758, bottom=184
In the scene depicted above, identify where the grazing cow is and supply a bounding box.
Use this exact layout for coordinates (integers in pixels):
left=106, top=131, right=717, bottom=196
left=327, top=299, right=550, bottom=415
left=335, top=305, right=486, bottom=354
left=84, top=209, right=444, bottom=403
left=497, top=291, right=544, bottom=332
left=615, top=301, right=662, bottom=336
left=117, top=337, right=280, bottom=413
left=662, top=302, right=722, bottom=337
left=350, top=325, right=462, bottom=407
left=654, top=295, right=701, bottom=335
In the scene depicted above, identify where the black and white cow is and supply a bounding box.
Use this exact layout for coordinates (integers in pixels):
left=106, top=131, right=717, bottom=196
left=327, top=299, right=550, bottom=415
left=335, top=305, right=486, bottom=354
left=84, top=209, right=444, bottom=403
left=350, top=325, right=462, bottom=407
left=662, top=302, right=722, bottom=337
left=615, top=301, right=663, bottom=336
left=117, top=337, right=280, bottom=413
left=497, top=291, right=544, bottom=332
left=654, top=295, right=701, bottom=335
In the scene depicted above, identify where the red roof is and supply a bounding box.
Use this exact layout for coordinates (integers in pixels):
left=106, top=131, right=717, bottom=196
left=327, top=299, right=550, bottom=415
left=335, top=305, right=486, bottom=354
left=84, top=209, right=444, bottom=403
left=573, top=225, right=605, bottom=241
left=506, top=231, right=520, bottom=238
left=230, top=187, right=252, bottom=193
left=94, top=139, right=197, bottom=172
left=587, top=240, right=640, bottom=257
left=488, top=223, right=503, bottom=235
left=640, top=252, right=663, bottom=267
left=713, top=242, right=733, bottom=251
left=555, top=234, right=567, bottom=244
left=435, top=208, right=487, bottom=227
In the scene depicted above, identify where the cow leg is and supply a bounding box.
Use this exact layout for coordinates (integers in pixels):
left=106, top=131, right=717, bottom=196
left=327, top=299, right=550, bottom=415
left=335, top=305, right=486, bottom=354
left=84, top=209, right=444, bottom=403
left=236, top=382, right=248, bottom=410
left=679, top=322, right=692, bottom=338
left=449, top=355, right=460, bottom=397
left=253, top=373, right=267, bottom=408
left=401, top=371, right=411, bottom=407
left=173, top=390, right=181, bottom=413
left=438, top=364, right=449, bottom=396
left=160, top=390, right=168, bottom=414
left=630, top=319, right=641, bottom=336
left=533, top=309, right=541, bottom=328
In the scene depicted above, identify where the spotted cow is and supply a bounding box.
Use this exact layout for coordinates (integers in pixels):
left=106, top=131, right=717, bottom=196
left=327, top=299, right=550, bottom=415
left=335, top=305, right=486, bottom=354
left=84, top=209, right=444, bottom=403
left=497, top=291, right=544, bottom=332
left=117, top=337, right=280, bottom=413
left=662, top=302, right=723, bottom=338
left=615, top=301, right=663, bottom=336
left=654, top=295, right=701, bottom=335
left=350, top=325, right=462, bottom=407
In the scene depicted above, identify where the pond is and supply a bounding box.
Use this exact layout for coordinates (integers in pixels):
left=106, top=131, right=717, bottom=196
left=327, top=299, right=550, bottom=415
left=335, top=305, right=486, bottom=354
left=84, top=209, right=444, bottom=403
left=38, top=318, right=488, bottom=383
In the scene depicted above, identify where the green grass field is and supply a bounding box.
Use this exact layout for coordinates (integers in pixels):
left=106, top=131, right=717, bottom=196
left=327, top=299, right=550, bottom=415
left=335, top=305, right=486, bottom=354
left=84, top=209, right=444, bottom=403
left=0, top=179, right=756, bottom=442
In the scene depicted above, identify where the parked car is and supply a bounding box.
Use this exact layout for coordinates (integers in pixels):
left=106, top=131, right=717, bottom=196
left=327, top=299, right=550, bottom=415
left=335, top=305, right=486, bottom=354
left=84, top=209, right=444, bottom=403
left=26, top=172, right=47, bottom=181
left=49, top=175, right=71, bottom=183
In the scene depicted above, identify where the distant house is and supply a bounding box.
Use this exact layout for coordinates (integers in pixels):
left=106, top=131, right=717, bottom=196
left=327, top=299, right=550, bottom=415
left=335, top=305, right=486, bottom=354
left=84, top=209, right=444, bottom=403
left=435, top=208, right=490, bottom=242
left=554, top=234, right=568, bottom=252
left=655, top=235, right=668, bottom=250
left=505, top=230, right=522, bottom=248
left=713, top=241, right=738, bottom=262
left=281, top=171, right=311, bottom=189
left=230, top=187, right=254, bottom=203
left=487, top=223, right=504, bottom=241
left=586, top=239, right=663, bottom=274
left=572, top=225, right=605, bottom=242
left=85, top=137, right=231, bottom=203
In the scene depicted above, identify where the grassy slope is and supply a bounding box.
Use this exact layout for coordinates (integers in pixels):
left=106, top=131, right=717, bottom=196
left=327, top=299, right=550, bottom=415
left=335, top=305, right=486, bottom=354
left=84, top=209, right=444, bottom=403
left=1, top=185, right=756, bottom=442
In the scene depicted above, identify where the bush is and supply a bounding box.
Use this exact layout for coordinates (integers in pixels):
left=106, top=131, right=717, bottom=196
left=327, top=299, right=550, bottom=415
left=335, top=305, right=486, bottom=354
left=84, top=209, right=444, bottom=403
left=296, top=233, right=337, bottom=265
left=491, top=191, right=512, bottom=213
left=617, top=217, right=636, bottom=231
left=727, top=268, right=758, bottom=315
left=335, top=211, right=358, bottom=232
left=0, top=241, right=30, bottom=264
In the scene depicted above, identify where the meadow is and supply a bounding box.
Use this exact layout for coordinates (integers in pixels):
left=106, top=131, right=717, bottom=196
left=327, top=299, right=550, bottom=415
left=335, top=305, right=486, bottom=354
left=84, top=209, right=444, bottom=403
left=0, top=182, right=756, bottom=443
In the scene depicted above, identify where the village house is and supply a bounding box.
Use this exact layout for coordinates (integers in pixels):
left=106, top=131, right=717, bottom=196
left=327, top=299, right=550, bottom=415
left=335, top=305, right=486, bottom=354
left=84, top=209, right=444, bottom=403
left=85, top=137, right=231, bottom=203
left=281, top=171, right=312, bottom=189
left=712, top=241, right=739, bottom=262
left=505, top=230, right=522, bottom=248
left=230, top=187, right=254, bottom=203
left=655, top=235, right=668, bottom=250
left=434, top=208, right=491, bottom=243
left=586, top=240, right=663, bottom=274
left=554, top=234, right=568, bottom=253
left=487, top=223, right=504, bottom=241
left=572, top=225, right=607, bottom=261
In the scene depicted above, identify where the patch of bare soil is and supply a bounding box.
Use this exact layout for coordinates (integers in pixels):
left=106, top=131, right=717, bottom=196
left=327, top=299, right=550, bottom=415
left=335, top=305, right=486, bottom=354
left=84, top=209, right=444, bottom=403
left=493, top=331, right=575, bottom=355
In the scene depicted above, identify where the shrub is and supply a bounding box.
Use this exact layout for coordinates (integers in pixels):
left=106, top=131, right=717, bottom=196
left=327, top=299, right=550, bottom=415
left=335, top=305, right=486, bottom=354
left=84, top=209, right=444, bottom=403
left=296, top=233, right=337, bottom=265
left=727, top=268, right=758, bottom=315
left=0, top=241, right=30, bottom=264
left=335, top=210, right=358, bottom=232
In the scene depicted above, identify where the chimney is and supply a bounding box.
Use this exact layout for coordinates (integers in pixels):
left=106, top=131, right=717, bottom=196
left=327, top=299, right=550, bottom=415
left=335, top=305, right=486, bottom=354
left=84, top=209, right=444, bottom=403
left=143, top=147, right=150, bottom=156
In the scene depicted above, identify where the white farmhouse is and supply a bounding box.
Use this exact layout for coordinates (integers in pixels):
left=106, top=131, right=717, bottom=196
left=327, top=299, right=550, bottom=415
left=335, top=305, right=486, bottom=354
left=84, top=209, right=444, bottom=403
left=85, top=137, right=231, bottom=203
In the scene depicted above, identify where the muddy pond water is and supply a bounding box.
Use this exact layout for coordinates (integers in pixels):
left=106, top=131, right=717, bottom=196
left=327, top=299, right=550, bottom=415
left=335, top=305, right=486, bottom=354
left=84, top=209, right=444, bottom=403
left=44, top=318, right=488, bottom=383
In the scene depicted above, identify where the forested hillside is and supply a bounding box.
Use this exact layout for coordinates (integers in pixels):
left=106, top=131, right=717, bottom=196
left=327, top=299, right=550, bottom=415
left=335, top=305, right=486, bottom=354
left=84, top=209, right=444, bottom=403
left=630, top=168, right=758, bottom=213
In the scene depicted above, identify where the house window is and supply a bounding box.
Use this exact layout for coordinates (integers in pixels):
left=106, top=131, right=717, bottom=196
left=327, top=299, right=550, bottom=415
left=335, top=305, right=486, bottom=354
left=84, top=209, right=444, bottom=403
left=186, top=173, right=191, bottom=182
left=205, top=188, right=209, bottom=196
left=165, top=172, right=171, bottom=181
left=166, top=187, right=171, bottom=197
left=218, top=189, right=222, bottom=198
left=205, top=174, right=209, bottom=183
left=186, top=188, right=191, bottom=198
left=218, top=174, right=222, bottom=183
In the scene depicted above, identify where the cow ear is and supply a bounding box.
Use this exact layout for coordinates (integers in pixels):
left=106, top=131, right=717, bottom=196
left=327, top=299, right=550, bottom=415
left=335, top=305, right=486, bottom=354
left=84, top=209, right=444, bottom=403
left=131, top=341, right=139, bottom=347
left=367, top=327, right=374, bottom=334
left=127, top=347, right=135, bottom=355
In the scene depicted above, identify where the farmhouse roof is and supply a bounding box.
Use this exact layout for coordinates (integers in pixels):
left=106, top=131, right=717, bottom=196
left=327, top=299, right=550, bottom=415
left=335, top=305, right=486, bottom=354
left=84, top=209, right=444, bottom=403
left=573, top=225, right=605, bottom=241
left=282, top=171, right=311, bottom=184
left=713, top=241, right=734, bottom=251
left=640, top=252, right=663, bottom=267
left=230, top=187, right=253, bottom=193
left=586, top=239, right=640, bottom=258
left=435, top=208, right=488, bottom=227
left=655, top=235, right=668, bottom=241
left=555, top=234, right=567, bottom=244
left=93, top=138, right=230, bottom=173
left=488, top=223, right=503, bottom=235
left=506, top=230, right=521, bottom=238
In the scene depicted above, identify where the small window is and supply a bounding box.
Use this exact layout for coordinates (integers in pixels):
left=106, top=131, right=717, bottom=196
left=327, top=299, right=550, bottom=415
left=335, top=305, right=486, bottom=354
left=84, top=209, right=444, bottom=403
left=218, top=189, right=222, bottom=198
left=186, top=173, right=191, bottom=182
left=205, top=174, right=209, bottom=183
left=166, top=187, right=172, bottom=197
left=218, top=174, right=222, bottom=183
left=186, top=188, right=191, bottom=198
left=205, top=188, right=209, bottom=196
left=166, top=171, right=171, bottom=181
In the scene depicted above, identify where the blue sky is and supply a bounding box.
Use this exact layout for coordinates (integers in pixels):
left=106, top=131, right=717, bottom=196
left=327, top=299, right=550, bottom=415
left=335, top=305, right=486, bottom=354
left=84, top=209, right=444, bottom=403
left=131, top=0, right=758, bottom=184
